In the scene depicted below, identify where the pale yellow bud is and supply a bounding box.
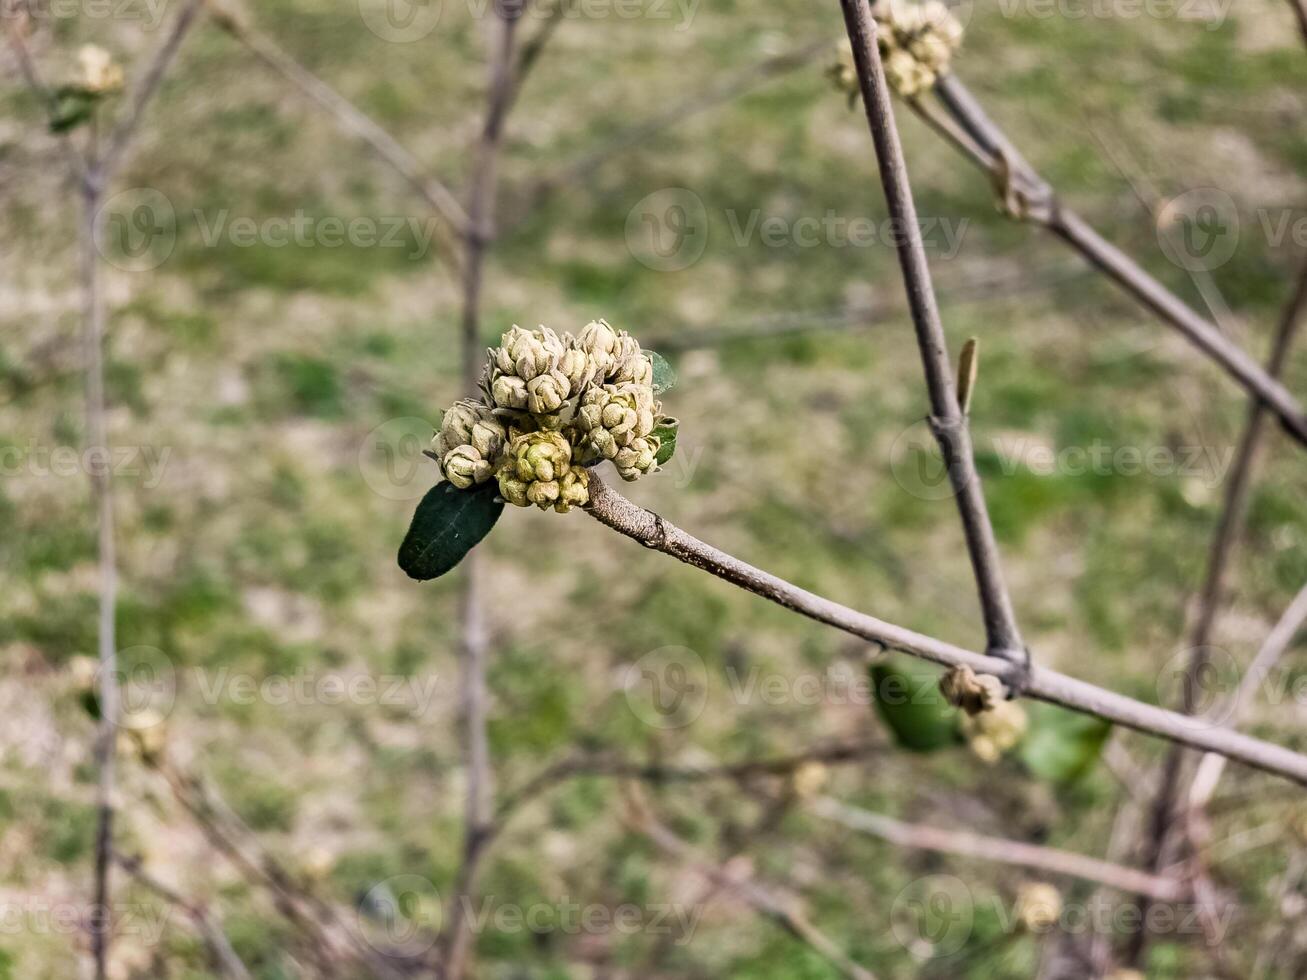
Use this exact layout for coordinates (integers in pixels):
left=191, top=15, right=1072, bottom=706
left=554, top=468, right=590, bottom=513
left=557, top=347, right=597, bottom=391
left=526, top=371, right=570, bottom=415
left=614, top=435, right=660, bottom=482
left=1016, top=882, right=1062, bottom=932
left=442, top=445, right=494, bottom=489
left=577, top=319, right=621, bottom=375
left=491, top=374, right=529, bottom=410
left=77, top=45, right=124, bottom=95
left=792, top=761, right=829, bottom=799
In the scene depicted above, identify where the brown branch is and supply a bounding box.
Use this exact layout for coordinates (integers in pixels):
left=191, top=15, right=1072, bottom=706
left=624, top=786, right=877, bottom=980
left=1126, top=260, right=1307, bottom=966
left=1290, top=0, right=1307, bottom=47
left=505, top=36, right=835, bottom=228
left=925, top=73, right=1307, bottom=449
left=215, top=9, right=470, bottom=249
left=438, top=7, right=522, bottom=979
left=1188, top=582, right=1307, bottom=808
left=581, top=470, right=1307, bottom=785
left=99, top=0, right=206, bottom=180
left=3, top=8, right=91, bottom=183
left=838, top=0, right=1025, bottom=664
left=809, top=796, right=1183, bottom=902
left=114, top=853, right=252, bottom=980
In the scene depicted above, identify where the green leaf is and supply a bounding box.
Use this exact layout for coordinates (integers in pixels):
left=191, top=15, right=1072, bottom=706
left=1018, top=703, right=1111, bottom=784
left=649, top=351, right=677, bottom=393
left=397, top=481, right=504, bottom=581
left=652, top=417, right=679, bottom=465
left=869, top=657, right=959, bottom=753
left=50, top=94, right=98, bottom=134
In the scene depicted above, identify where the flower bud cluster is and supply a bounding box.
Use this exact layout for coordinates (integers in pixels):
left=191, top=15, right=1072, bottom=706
left=429, top=321, right=671, bottom=512
left=829, top=1, right=964, bottom=101
left=959, top=698, right=1027, bottom=763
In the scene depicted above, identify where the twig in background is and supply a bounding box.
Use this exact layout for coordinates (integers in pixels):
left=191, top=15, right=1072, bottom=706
left=809, top=796, right=1183, bottom=901
left=8, top=6, right=203, bottom=975
left=438, top=5, right=523, bottom=978
left=838, top=0, right=1026, bottom=669
left=114, top=852, right=252, bottom=980
left=922, top=73, right=1307, bottom=449
left=505, top=36, right=836, bottom=228
left=624, top=785, right=878, bottom=980
left=1126, top=261, right=1307, bottom=966
left=581, top=470, right=1307, bottom=784
left=214, top=6, right=470, bottom=260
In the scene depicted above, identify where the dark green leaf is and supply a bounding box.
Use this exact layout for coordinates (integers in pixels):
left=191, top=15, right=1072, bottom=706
left=869, top=657, right=959, bottom=753
left=649, top=351, right=677, bottom=393
left=50, top=93, right=98, bottom=134
left=398, top=481, right=503, bottom=581
left=653, top=417, right=679, bottom=466
left=1018, top=703, right=1111, bottom=784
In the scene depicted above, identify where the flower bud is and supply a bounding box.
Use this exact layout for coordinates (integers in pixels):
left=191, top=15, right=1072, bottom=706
left=554, top=467, right=590, bottom=513
left=442, top=445, right=494, bottom=488
left=613, top=434, right=660, bottom=482
left=1015, top=882, right=1062, bottom=932
left=498, top=430, right=573, bottom=510
left=77, top=45, right=124, bottom=95
left=610, top=351, right=653, bottom=387
left=526, top=370, right=570, bottom=415
left=579, top=383, right=654, bottom=459
left=557, top=347, right=596, bottom=391
left=576, top=319, right=621, bottom=376
left=960, top=699, right=1027, bottom=762
left=436, top=399, right=498, bottom=457
left=491, top=373, right=529, bottom=410
left=494, top=325, right=565, bottom=381
left=470, top=418, right=507, bottom=460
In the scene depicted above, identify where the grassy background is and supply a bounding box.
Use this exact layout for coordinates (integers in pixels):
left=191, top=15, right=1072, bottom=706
left=1, top=0, right=1306, bottom=975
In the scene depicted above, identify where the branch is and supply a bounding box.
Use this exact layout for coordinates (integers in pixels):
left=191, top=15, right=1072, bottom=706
left=1188, top=582, right=1307, bottom=809
left=216, top=10, right=471, bottom=247
left=1290, top=0, right=1307, bottom=47
left=439, top=6, right=522, bottom=978
left=838, top=0, right=1024, bottom=664
left=3, top=8, right=90, bottom=184
left=505, top=37, right=835, bottom=228
left=1126, top=260, right=1307, bottom=965
left=581, top=471, right=1307, bottom=785
left=114, top=853, right=252, bottom=980
left=924, top=73, right=1307, bottom=449
left=809, top=796, right=1183, bottom=902
left=99, top=0, right=206, bottom=180
left=624, top=786, right=877, bottom=980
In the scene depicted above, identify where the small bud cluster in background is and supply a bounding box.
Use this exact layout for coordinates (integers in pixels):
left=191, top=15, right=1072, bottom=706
left=430, top=321, right=673, bottom=513
left=829, top=1, right=965, bottom=101
left=76, top=45, right=125, bottom=95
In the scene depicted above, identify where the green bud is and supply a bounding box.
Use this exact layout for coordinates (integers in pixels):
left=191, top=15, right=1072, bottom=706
left=554, top=467, right=590, bottom=512
left=498, top=430, right=574, bottom=510
left=579, top=383, right=654, bottom=459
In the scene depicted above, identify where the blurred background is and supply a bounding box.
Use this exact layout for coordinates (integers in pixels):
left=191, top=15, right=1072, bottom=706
left=2, top=0, right=1306, bottom=975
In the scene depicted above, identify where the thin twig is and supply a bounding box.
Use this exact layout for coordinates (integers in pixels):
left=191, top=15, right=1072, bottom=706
left=625, top=786, right=877, bottom=980
left=1188, top=583, right=1307, bottom=809
left=809, top=796, right=1183, bottom=901
left=924, top=73, right=1307, bottom=449
left=99, top=0, right=206, bottom=179
left=505, top=37, right=835, bottom=228
left=439, top=7, right=522, bottom=978
left=114, top=853, right=252, bottom=979
left=1289, top=0, right=1307, bottom=46
left=580, top=470, right=1307, bottom=785
left=3, top=9, right=90, bottom=183
left=838, top=0, right=1025, bottom=664
left=217, top=11, right=470, bottom=248
left=1126, top=260, right=1307, bottom=965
